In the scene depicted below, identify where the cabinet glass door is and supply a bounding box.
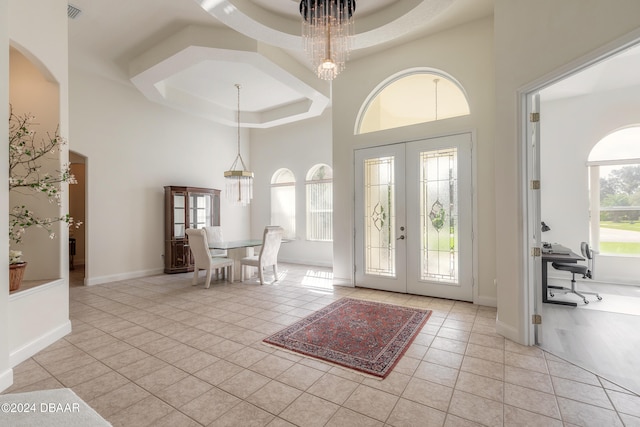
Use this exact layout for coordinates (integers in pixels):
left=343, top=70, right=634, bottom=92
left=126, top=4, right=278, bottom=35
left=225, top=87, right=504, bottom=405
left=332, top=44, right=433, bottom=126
left=189, top=193, right=212, bottom=229
left=173, top=194, right=185, bottom=237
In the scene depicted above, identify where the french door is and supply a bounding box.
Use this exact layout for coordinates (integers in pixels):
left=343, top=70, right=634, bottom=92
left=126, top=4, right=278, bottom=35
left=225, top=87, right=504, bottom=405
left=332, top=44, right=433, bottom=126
left=355, top=133, right=474, bottom=301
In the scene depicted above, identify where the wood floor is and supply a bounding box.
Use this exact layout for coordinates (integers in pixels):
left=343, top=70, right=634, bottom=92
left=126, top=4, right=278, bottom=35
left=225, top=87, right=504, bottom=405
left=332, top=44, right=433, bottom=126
left=539, top=281, right=640, bottom=395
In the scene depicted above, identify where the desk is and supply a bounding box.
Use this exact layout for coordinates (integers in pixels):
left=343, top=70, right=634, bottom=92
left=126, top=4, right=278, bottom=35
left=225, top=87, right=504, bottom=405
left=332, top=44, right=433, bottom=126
left=541, top=246, right=584, bottom=307
left=210, top=240, right=263, bottom=282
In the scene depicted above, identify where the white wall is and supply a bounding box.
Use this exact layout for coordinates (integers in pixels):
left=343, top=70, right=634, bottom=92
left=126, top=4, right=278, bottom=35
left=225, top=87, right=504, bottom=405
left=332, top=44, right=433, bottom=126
left=541, top=84, right=640, bottom=285
left=1, top=0, right=12, bottom=393
left=69, top=70, right=251, bottom=285
left=5, top=0, right=71, bottom=376
left=251, top=110, right=333, bottom=267
left=332, top=18, right=497, bottom=303
left=494, top=0, right=640, bottom=343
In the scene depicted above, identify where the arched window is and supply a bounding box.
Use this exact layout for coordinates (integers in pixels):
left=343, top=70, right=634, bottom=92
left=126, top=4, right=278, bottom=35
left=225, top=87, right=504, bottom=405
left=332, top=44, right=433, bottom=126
left=306, top=164, right=333, bottom=241
left=271, top=169, right=296, bottom=239
left=588, top=126, right=640, bottom=256
left=356, top=69, right=470, bottom=134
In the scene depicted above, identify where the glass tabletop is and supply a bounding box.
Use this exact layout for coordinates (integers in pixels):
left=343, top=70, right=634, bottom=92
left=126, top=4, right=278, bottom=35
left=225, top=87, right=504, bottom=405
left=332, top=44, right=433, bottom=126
left=210, top=239, right=263, bottom=250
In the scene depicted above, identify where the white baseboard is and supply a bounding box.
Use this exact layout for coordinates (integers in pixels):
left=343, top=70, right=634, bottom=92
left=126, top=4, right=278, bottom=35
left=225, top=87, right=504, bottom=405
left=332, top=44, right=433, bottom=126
left=278, top=258, right=333, bottom=268
left=86, top=268, right=164, bottom=286
left=10, top=321, right=71, bottom=367
left=475, top=295, right=497, bottom=308
left=495, top=317, right=522, bottom=344
left=0, top=368, right=14, bottom=393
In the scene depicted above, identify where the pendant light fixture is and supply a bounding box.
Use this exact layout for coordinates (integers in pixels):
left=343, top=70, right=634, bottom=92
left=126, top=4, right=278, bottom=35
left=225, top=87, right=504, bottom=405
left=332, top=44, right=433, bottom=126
left=300, top=0, right=356, bottom=81
left=224, top=84, right=253, bottom=206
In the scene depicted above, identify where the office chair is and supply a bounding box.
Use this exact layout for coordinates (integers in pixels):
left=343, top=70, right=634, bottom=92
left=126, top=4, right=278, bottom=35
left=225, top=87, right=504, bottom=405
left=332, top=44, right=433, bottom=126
left=550, top=242, right=602, bottom=304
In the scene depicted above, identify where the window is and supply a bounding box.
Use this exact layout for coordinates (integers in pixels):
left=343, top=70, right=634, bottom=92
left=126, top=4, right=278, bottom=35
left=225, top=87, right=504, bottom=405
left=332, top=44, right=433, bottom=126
left=306, top=164, right=333, bottom=241
left=588, top=126, right=640, bottom=256
left=356, top=69, right=470, bottom=134
left=271, top=169, right=296, bottom=239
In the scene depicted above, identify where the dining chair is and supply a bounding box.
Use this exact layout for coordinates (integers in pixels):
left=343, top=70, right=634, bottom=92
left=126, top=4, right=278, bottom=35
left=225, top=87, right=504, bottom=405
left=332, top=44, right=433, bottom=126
left=203, top=226, right=227, bottom=258
left=185, top=228, right=234, bottom=288
left=240, top=226, right=284, bottom=285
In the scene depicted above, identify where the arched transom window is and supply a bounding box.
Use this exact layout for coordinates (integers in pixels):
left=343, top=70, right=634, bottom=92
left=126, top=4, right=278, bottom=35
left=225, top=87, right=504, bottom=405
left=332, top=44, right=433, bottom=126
left=356, top=70, right=470, bottom=135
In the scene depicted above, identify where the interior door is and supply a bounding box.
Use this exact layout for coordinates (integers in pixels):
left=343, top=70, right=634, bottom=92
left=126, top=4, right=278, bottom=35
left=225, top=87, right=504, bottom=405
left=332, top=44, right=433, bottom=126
left=354, top=144, right=407, bottom=293
left=355, top=134, right=474, bottom=301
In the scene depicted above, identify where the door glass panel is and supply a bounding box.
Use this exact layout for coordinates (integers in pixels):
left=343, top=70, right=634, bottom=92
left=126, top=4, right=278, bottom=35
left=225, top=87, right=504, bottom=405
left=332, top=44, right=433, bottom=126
left=420, top=148, right=458, bottom=283
left=364, top=156, right=396, bottom=277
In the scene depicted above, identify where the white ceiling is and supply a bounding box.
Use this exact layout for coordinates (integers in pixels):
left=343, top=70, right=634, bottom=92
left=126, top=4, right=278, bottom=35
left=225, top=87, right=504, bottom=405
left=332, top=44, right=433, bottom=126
left=67, top=0, right=494, bottom=128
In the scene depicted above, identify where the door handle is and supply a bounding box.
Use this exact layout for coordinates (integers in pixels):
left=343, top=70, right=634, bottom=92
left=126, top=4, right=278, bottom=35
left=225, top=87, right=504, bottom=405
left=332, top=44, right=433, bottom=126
left=397, top=235, right=405, bottom=240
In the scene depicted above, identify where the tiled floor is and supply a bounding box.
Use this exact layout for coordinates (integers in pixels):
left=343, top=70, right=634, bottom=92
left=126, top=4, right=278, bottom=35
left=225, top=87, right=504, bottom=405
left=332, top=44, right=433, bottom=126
left=4, top=263, right=640, bottom=426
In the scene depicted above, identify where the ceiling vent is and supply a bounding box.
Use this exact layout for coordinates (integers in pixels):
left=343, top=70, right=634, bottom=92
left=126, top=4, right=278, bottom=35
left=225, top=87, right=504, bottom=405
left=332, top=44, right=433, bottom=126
left=67, top=4, right=82, bottom=19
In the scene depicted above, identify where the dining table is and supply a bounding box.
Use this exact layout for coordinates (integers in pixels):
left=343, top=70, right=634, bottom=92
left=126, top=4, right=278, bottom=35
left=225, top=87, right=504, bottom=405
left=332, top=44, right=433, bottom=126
left=209, top=240, right=263, bottom=282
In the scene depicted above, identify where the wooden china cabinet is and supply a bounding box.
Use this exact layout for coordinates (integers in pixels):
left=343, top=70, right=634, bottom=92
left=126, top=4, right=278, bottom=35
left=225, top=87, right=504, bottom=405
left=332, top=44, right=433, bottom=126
left=164, top=186, right=220, bottom=273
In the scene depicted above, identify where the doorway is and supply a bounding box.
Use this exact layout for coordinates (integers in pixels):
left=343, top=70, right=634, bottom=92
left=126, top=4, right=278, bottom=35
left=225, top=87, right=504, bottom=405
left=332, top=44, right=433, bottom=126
left=69, top=151, right=86, bottom=287
left=525, top=39, right=640, bottom=394
left=354, top=133, right=474, bottom=301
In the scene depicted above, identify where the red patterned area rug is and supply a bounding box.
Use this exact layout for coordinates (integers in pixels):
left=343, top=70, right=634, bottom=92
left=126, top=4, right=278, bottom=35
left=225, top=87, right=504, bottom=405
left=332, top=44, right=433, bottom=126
left=263, top=298, right=432, bottom=378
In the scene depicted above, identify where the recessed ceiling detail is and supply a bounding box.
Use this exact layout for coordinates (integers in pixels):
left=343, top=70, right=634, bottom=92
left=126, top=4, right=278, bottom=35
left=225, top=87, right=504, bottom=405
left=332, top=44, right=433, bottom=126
left=129, top=26, right=330, bottom=128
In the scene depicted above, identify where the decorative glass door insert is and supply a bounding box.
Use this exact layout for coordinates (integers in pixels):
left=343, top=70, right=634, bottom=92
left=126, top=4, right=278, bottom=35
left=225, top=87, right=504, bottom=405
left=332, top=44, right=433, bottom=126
left=364, top=156, right=396, bottom=277
left=420, top=148, right=459, bottom=283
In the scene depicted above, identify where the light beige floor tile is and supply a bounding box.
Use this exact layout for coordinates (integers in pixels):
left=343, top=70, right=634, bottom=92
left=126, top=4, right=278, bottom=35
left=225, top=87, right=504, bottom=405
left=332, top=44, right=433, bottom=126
left=280, top=393, right=339, bottom=427
left=505, top=351, right=548, bottom=374
left=444, top=413, right=484, bottom=426
left=619, top=413, right=640, bottom=427
left=362, top=371, right=411, bottom=396
left=504, top=383, right=560, bottom=419
left=101, top=348, right=150, bottom=371
left=424, top=348, right=464, bottom=369
left=89, top=382, right=150, bottom=418
left=219, top=369, right=271, bottom=399
left=117, top=356, right=170, bottom=381
left=325, top=407, right=383, bottom=426
left=430, top=336, right=468, bottom=354
left=402, top=377, right=453, bottom=412
left=249, top=354, right=296, bottom=378
left=343, top=384, right=398, bottom=422
left=54, top=360, right=112, bottom=388
left=71, top=370, right=131, bottom=402
left=193, top=359, right=243, bottom=386
left=505, top=340, right=544, bottom=357
left=448, top=390, right=503, bottom=426
left=552, top=376, right=613, bottom=409
left=246, top=380, right=303, bottom=414
left=387, top=397, right=446, bottom=427
left=504, top=405, right=563, bottom=427
left=172, top=350, right=219, bottom=374
left=504, top=365, right=553, bottom=393
left=460, top=356, right=504, bottom=381
left=308, top=373, right=360, bottom=404
left=225, top=346, right=270, bottom=368
left=180, top=387, right=241, bottom=425
left=464, top=343, right=504, bottom=364
left=547, top=359, right=600, bottom=386
left=557, top=396, right=624, bottom=426
left=276, top=363, right=325, bottom=390
left=209, top=401, right=275, bottom=427
left=108, top=395, right=173, bottom=427
left=437, top=327, right=471, bottom=343
left=155, top=375, right=213, bottom=407
left=607, top=389, right=640, bottom=417
left=455, top=371, right=503, bottom=402
left=413, top=360, right=459, bottom=388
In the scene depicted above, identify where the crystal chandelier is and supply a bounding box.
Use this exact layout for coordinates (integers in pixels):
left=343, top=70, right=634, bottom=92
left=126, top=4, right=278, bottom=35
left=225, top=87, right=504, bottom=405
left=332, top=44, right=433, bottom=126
left=224, top=84, right=253, bottom=206
left=300, top=0, right=356, bottom=81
